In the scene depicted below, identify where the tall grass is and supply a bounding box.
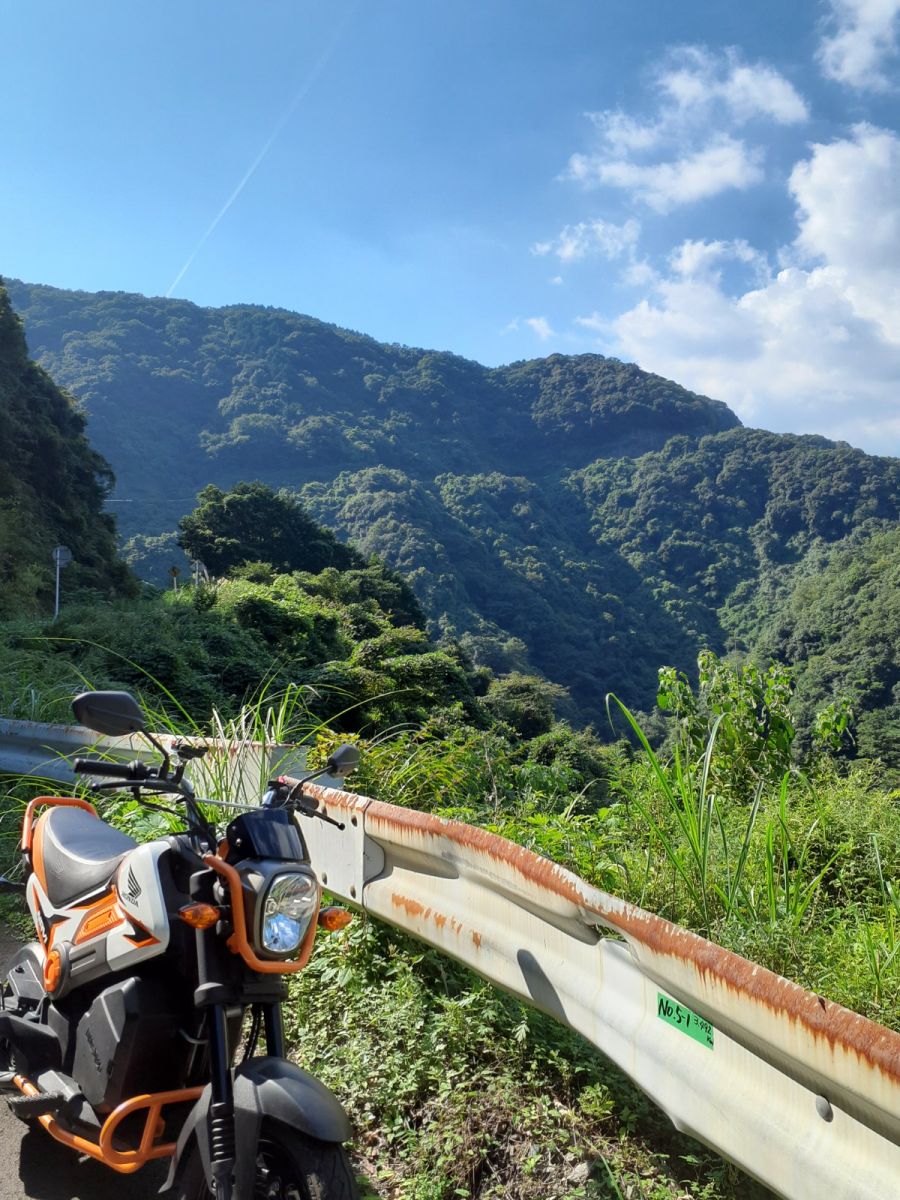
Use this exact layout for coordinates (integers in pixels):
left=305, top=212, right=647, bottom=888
left=857, top=836, right=900, bottom=1005
left=606, top=693, right=842, bottom=943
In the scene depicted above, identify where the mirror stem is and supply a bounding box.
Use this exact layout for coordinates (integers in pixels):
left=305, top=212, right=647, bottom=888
left=143, top=729, right=171, bottom=779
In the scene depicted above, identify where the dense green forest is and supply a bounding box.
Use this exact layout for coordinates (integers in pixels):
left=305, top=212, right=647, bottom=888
left=0, top=286, right=133, bottom=617
left=6, top=277, right=897, bottom=752
left=3, top=288, right=900, bottom=1198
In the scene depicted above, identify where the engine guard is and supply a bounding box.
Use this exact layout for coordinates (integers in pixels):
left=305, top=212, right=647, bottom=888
left=162, top=1056, right=352, bottom=1198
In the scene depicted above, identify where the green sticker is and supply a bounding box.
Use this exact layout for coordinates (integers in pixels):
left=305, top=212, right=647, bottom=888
left=657, top=992, right=714, bottom=1049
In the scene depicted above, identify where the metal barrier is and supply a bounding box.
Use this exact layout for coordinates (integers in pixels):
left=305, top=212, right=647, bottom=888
left=300, top=782, right=900, bottom=1200
left=2, top=722, right=899, bottom=1196
left=0, top=717, right=305, bottom=805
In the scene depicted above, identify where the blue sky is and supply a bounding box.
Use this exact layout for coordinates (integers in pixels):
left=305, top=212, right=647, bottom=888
left=3, top=0, right=900, bottom=454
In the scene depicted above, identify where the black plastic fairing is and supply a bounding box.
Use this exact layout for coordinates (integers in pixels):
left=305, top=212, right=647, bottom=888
left=225, top=810, right=307, bottom=863
left=71, top=975, right=194, bottom=1110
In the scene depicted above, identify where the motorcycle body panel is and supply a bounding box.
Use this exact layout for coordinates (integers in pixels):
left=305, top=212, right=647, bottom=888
left=27, top=815, right=170, bottom=999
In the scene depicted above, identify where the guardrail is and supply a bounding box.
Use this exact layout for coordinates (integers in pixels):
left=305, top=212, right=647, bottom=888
left=0, top=717, right=306, bottom=805
left=2, top=724, right=899, bottom=1197
left=300, top=782, right=900, bottom=1200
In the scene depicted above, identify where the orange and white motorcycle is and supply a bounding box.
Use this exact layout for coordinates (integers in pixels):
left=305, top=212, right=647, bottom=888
left=0, top=690, right=360, bottom=1200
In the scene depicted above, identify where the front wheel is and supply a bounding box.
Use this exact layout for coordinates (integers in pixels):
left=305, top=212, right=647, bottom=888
left=174, top=1123, right=360, bottom=1200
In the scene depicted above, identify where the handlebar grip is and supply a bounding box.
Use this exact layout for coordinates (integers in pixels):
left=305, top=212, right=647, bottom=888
left=73, top=758, right=143, bottom=779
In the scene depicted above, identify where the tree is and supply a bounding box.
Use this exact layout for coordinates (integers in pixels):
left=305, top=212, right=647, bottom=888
left=178, top=482, right=363, bottom=578
left=656, top=650, right=796, bottom=799
left=0, top=281, right=134, bottom=615
left=484, top=672, right=568, bottom=739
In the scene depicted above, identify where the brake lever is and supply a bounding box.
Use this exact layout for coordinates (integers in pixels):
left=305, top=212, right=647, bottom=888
left=88, top=778, right=185, bottom=796
left=296, top=802, right=345, bottom=831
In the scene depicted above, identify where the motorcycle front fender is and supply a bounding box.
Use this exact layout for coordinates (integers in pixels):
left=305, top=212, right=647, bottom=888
left=163, top=1056, right=352, bottom=1199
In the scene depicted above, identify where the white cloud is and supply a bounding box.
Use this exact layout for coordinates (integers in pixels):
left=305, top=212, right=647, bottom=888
left=562, top=47, right=807, bottom=211
left=503, top=315, right=559, bottom=341
left=621, top=260, right=659, bottom=288
left=585, top=137, right=763, bottom=213
left=789, top=123, right=900, bottom=338
left=532, top=217, right=640, bottom=262
left=657, top=46, right=809, bottom=124
left=668, top=237, right=766, bottom=281
left=586, top=110, right=664, bottom=155
left=818, top=0, right=900, bottom=90
left=585, top=126, right=900, bottom=455
left=525, top=316, right=556, bottom=341
left=574, top=312, right=607, bottom=334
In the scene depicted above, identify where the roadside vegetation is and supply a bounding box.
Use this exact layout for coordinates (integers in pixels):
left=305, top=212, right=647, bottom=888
left=2, top=574, right=897, bottom=1197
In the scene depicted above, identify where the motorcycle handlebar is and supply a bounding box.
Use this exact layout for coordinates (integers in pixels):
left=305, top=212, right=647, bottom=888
left=73, top=758, right=149, bottom=780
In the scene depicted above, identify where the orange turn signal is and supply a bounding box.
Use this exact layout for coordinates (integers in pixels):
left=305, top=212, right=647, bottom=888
left=178, top=903, right=221, bottom=930
left=318, top=906, right=353, bottom=932
left=43, top=948, right=63, bottom=992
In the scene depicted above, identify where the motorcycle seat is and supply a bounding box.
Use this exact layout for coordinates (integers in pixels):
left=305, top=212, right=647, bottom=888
left=35, top=806, right=138, bottom=908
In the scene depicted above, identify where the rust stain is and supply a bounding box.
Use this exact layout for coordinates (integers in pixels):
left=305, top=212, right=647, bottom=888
left=391, top=893, right=431, bottom=922
left=600, top=903, right=900, bottom=1076
left=471, top=931, right=482, bottom=949
left=392, top=893, right=463, bottom=939
left=305, top=781, right=370, bottom=816
left=366, top=797, right=900, bottom=1085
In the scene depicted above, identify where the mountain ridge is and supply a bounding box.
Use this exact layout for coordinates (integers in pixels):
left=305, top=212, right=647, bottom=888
left=4, top=278, right=740, bottom=506
left=5, top=277, right=898, bottom=735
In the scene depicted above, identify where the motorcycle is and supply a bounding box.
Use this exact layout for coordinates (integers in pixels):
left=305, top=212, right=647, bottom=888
left=0, top=689, right=362, bottom=1200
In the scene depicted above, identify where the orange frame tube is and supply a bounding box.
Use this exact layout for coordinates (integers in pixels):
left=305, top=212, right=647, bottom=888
left=13, top=1075, right=204, bottom=1173
left=203, top=854, right=319, bottom=974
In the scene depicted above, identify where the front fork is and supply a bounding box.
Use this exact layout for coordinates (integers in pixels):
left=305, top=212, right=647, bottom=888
left=192, top=869, right=287, bottom=1200
left=206, top=1004, right=237, bottom=1200
left=204, top=999, right=287, bottom=1200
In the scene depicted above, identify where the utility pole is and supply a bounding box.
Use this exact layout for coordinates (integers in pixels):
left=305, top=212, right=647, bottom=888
left=52, top=546, right=72, bottom=620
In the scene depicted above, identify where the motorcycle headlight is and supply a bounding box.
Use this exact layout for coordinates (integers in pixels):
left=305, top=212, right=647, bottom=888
left=261, top=872, right=319, bottom=956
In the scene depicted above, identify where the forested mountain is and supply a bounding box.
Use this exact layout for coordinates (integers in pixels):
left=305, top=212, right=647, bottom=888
left=0, top=285, right=133, bottom=617
left=755, top=526, right=900, bottom=761
left=4, top=280, right=735, bottom=508
left=6, top=278, right=900, bottom=740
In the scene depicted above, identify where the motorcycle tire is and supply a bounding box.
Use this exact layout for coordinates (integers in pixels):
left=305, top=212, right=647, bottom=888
left=173, top=1123, right=361, bottom=1200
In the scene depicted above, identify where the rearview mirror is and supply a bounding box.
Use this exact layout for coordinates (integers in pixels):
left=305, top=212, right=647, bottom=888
left=72, top=691, right=147, bottom=738
left=325, top=743, right=360, bottom=778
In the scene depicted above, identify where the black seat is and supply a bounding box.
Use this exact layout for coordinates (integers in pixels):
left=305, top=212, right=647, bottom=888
left=37, top=806, right=138, bottom=907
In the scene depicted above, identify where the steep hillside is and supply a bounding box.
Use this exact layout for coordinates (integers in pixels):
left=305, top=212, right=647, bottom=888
left=6, top=279, right=899, bottom=736
left=5, top=280, right=736, bottom=528
left=753, top=525, right=900, bottom=761
left=0, top=282, right=133, bottom=616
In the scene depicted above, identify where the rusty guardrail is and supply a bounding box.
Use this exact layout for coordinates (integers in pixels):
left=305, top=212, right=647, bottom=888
left=299, top=782, right=900, bottom=1200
